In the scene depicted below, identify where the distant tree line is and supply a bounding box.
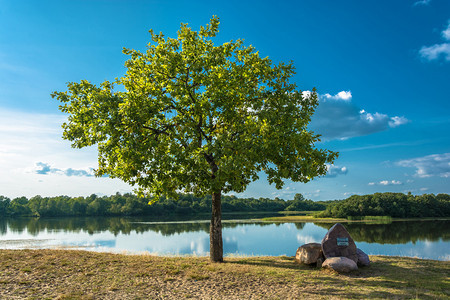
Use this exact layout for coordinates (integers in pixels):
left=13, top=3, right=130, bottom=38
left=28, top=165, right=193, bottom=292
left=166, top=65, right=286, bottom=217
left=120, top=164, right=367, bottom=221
left=2, top=192, right=448, bottom=219
left=0, top=193, right=325, bottom=218
left=315, top=192, right=450, bottom=218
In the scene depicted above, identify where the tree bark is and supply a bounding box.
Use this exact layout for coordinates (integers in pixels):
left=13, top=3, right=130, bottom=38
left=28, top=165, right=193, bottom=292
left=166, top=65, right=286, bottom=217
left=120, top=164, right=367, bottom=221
left=210, top=190, right=223, bottom=262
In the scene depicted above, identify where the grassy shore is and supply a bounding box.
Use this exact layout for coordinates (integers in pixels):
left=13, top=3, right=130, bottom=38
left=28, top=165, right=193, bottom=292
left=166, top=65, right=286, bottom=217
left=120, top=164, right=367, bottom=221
left=261, top=215, right=347, bottom=222
left=0, top=250, right=448, bottom=299
left=260, top=215, right=450, bottom=223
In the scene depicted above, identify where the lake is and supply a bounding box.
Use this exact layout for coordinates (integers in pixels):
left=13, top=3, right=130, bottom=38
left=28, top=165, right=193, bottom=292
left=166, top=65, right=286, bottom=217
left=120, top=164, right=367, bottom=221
left=0, top=216, right=448, bottom=261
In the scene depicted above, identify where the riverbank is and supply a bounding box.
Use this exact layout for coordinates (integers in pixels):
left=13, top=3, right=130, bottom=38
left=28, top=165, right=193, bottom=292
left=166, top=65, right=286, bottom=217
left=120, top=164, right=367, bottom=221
left=261, top=215, right=345, bottom=223
left=1, top=250, right=448, bottom=299
left=260, top=215, right=450, bottom=223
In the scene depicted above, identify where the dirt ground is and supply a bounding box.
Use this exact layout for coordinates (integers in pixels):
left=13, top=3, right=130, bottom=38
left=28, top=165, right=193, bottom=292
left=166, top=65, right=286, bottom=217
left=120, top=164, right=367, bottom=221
left=0, top=249, right=448, bottom=299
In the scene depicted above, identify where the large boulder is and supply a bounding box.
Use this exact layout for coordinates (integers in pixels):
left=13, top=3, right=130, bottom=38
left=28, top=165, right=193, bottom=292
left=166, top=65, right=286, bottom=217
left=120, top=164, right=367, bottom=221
left=295, top=243, right=323, bottom=265
left=356, top=248, right=370, bottom=267
left=322, top=257, right=358, bottom=273
left=321, top=223, right=358, bottom=263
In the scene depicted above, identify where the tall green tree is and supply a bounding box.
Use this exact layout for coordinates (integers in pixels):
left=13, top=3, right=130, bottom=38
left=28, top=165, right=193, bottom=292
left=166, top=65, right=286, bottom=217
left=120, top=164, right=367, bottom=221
left=52, top=16, right=337, bottom=262
left=0, top=196, right=11, bottom=216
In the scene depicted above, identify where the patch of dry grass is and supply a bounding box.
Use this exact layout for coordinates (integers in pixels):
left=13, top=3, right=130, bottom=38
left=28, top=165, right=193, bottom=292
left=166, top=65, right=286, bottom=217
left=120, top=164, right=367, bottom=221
left=261, top=215, right=450, bottom=223
left=0, top=250, right=448, bottom=299
left=262, top=215, right=346, bottom=222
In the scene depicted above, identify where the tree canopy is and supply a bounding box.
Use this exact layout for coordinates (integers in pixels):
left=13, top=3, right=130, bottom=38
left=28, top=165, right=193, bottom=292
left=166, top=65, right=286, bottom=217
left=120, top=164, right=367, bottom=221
left=52, top=16, right=337, bottom=261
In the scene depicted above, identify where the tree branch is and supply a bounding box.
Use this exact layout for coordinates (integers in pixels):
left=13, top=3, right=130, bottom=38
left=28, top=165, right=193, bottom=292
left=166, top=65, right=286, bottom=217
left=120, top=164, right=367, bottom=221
left=203, top=152, right=218, bottom=178
left=142, top=124, right=172, bottom=136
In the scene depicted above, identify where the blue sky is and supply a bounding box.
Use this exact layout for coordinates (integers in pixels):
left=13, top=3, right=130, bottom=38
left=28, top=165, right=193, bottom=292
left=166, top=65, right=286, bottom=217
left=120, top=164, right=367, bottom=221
left=1, top=0, right=449, bottom=200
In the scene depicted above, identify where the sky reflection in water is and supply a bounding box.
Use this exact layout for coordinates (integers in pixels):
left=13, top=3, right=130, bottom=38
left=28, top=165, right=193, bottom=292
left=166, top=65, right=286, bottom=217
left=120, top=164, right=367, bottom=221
left=0, top=218, right=448, bottom=261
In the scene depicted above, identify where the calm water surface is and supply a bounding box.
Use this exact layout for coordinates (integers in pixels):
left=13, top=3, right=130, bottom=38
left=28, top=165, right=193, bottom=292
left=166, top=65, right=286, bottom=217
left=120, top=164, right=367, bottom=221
left=0, top=217, right=448, bottom=261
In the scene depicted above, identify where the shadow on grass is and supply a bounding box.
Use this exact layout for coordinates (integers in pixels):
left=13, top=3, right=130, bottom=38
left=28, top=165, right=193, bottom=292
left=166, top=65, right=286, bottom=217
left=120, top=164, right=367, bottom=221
left=226, top=256, right=308, bottom=271
left=226, top=255, right=449, bottom=299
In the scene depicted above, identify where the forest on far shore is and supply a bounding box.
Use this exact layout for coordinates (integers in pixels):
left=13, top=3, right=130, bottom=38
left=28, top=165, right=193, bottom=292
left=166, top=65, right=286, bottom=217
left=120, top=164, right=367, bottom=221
left=0, top=192, right=448, bottom=219
left=0, top=193, right=325, bottom=218
left=315, top=192, right=449, bottom=218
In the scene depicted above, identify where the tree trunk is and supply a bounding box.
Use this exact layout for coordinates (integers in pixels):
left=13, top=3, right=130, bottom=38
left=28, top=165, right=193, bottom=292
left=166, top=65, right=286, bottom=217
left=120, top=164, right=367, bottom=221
left=210, top=190, right=223, bottom=262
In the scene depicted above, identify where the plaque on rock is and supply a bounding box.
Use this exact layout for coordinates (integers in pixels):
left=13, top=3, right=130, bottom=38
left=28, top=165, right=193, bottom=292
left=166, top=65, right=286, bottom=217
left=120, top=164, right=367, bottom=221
left=321, top=223, right=358, bottom=263
left=336, top=237, right=349, bottom=246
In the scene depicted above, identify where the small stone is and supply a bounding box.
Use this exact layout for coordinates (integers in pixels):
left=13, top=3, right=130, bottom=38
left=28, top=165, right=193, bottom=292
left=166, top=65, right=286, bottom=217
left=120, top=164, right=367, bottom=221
left=356, top=248, right=370, bottom=267
left=322, top=257, right=358, bottom=273
left=321, top=223, right=358, bottom=263
left=295, top=243, right=323, bottom=265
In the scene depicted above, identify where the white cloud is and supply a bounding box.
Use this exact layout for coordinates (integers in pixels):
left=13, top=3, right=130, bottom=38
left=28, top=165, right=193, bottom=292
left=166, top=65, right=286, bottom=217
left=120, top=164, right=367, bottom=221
left=302, top=90, right=312, bottom=99
left=343, top=192, right=356, bottom=197
left=442, top=22, right=450, bottom=40
left=271, top=187, right=297, bottom=199
left=419, top=20, right=450, bottom=62
left=397, top=153, right=450, bottom=178
left=310, top=91, right=409, bottom=140
left=413, top=0, right=431, bottom=6
left=323, top=91, right=352, bottom=101
left=0, top=109, right=66, bottom=166
left=0, top=108, right=131, bottom=198
left=296, top=234, right=318, bottom=245
left=380, top=180, right=403, bottom=186
left=304, top=189, right=321, bottom=199
left=388, top=116, right=409, bottom=128
left=368, top=180, right=403, bottom=186
left=420, top=43, right=450, bottom=61
left=324, top=164, right=348, bottom=178
left=33, top=162, right=95, bottom=177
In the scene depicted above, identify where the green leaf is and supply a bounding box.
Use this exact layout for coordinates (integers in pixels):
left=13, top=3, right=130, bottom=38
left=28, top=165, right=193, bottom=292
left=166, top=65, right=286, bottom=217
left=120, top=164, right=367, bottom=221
left=52, top=16, right=337, bottom=199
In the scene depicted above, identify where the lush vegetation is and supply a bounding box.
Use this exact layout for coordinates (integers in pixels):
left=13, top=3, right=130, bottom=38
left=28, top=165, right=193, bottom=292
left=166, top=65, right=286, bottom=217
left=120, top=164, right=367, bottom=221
left=0, top=193, right=325, bottom=218
left=315, top=192, right=450, bottom=218
left=2, top=192, right=448, bottom=219
left=52, top=16, right=337, bottom=262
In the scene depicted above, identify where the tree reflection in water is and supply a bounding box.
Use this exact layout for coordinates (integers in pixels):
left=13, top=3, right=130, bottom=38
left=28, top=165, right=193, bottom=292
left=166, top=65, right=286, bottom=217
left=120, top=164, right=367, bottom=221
left=0, top=217, right=447, bottom=245
left=314, top=220, right=449, bottom=244
left=1, top=214, right=284, bottom=237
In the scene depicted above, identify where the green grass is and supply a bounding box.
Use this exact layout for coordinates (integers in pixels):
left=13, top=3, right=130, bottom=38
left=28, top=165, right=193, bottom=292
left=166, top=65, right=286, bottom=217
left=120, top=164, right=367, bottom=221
left=261, top=215, right=450, bottom=223
left=261, top=215, right=346, bottom=222
left=347, top=215, right=393, bottom=222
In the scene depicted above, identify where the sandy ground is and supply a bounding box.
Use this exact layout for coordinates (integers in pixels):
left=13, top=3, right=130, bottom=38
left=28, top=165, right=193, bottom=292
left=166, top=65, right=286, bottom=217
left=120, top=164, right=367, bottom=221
left=0, top=249, right=448, bottom=299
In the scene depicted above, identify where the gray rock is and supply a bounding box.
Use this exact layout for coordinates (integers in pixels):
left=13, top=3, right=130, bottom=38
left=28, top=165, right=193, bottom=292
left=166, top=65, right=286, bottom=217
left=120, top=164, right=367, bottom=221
left=356, top=248, right=370, bottom=267
left=295, top=243, right=323, bottom=265
left=316, top=256, right=324, bottom=268
left=321, top=223, right=358, bottom=263
left=322, top=257, right=358, bottom=273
